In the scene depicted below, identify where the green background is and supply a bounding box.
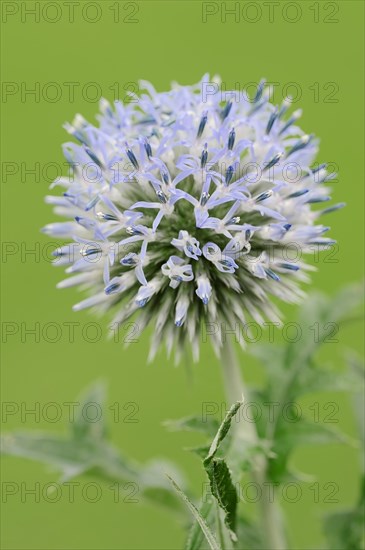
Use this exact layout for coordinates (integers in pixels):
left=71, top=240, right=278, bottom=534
left=1, top=0, right=364, bottom=548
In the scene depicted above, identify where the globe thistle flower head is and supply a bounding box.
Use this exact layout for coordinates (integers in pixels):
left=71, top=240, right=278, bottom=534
left=43, top=75, right=343, bottom=362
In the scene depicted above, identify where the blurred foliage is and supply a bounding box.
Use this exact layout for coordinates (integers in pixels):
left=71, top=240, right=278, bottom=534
left=1, top=283, right=364, bottom=549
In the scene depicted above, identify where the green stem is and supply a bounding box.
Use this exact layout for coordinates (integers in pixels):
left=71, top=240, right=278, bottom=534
left=220, top=339, right=287, bottom=550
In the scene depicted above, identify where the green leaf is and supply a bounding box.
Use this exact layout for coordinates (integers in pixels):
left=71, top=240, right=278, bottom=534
left=186, top=499, right=214, bottom=550
left=253, top=284, right=364, bottom=401
left=0, top=382, right=184, bottom=513
left=204, top=401, right=242, bottom=466
left=1, top=432, right=95, bottom=480
left=167, top=475, right=221, bottom=550
left=202, top=401, right=243, bottom=542
left=205, top=458, right=238, bottom=542
left=287, top=283, right=363, bottom=374
left=268, top=418, right=353, bottom=483
left=249, top=284, right=364, bottom=486
left=1, top=382, right=137, bottom=482
left=278, top=418, right=352, bottom=447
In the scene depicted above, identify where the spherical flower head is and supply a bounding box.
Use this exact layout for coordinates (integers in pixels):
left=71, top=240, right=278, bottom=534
left=43, top=75, right=343, bottom=362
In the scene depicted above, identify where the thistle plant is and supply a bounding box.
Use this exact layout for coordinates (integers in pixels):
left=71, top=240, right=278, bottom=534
left=43, top=75, right=343, bottom=361
left=14, top=77, right=361, bottom=550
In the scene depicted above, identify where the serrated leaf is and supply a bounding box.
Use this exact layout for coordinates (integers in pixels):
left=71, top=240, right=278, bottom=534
left=204, top=401, right=242, bottom=466
left=167, top=475, right=221, bottom=550
left=205, top=458, right=238, bottom=542
left=202, top=401, right=243, bottom=542
left=186, top=499, right=214, bottom=550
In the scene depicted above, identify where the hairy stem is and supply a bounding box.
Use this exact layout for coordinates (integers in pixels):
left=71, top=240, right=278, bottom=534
left=220, top=339, right=287, bottom=550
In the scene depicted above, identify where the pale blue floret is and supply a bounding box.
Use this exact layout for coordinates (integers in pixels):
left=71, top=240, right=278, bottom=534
left=161, top=256, right=194, bottom=288
left=202, top=243, right=238, bottom=274
left=171, top=231, right=202, bottom=260
left=135, top=281, right=161, bottom=307
left=195, top=275, right=212, bottom=305
left=174, top=295, right=190, bottom=327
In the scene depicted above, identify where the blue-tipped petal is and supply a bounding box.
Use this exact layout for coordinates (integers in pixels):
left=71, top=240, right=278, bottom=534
left=228, top=128, right=235, bottom=150
left=197, top=112, right=208, bottom=138
left=265, top=268, right=280, bottom=281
